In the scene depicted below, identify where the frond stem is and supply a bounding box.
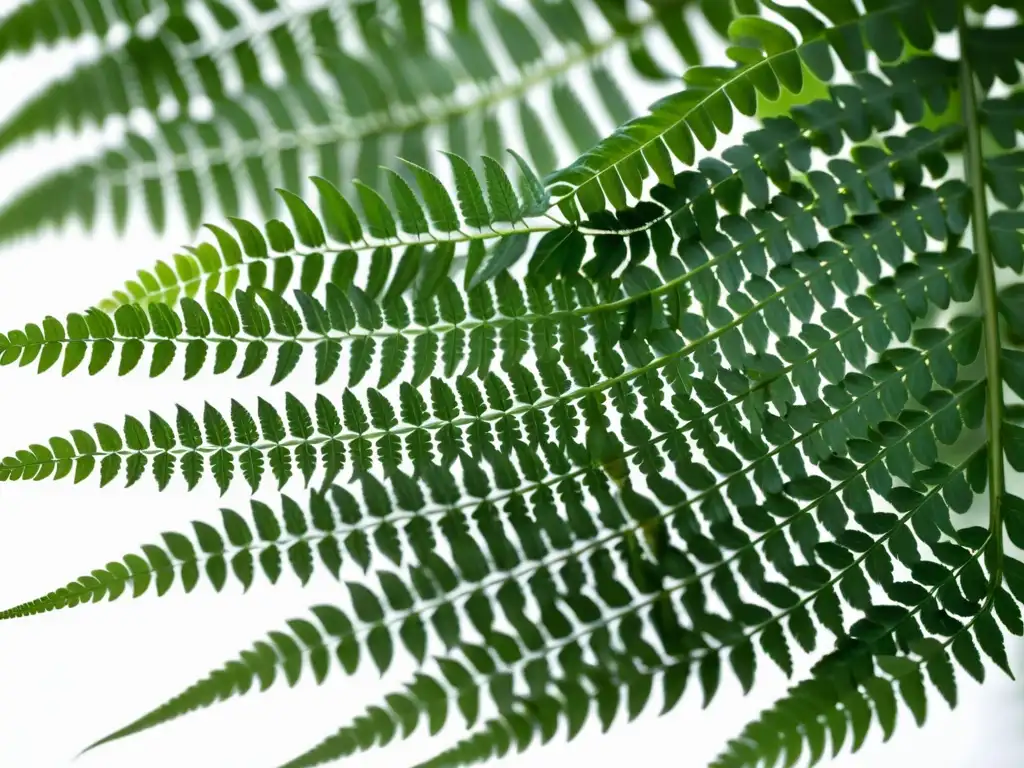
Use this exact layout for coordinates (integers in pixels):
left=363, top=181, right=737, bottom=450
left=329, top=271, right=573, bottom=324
left=958, top=10, right=1005, bottom=596
left=7, top=247, right=968, bottom=364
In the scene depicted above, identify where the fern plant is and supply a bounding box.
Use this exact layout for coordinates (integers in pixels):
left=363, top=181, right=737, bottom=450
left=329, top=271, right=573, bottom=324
left=2, top=0, right=1024, bottom=765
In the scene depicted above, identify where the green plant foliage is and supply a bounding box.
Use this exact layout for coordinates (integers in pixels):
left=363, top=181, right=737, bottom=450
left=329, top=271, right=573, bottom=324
left=3, top=1, right=1024, bottom=767
left=0, top=0, right=189, bottom=57
left=0, top=0, right=720, bottom=246
left=48, top=50, right=983, bottom=313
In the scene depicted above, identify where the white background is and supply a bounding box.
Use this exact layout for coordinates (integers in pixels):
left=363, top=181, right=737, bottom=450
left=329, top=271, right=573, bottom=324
left=0, top=1, right=1020, bottom=766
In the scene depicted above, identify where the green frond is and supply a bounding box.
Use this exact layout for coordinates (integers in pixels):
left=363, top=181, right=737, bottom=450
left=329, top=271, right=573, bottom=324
left=0, top=0, right=709, bottom=246
left=6, top=2, right=1024, bottom=766
left=0, top=0, right=186, bottom=58
left=710, top=566, right=1023, bottom=768
left=77, top=50, right=968, bottom=318
left=0, top=487, right=370, bottom=618
left=290, top=446, right=999, bottom=768
left=545, top=0, right=967, bottom=214
left=85, top=375, right=990, bottom=760
left=0, top=201, right=982, bottom=492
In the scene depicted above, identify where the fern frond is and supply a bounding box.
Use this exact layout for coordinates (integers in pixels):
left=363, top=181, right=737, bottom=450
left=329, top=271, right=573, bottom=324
left=711, top=563, right=1022, bottom=768
left=6, top=276, right=576, bottom=387
left=87, top=387, right=988, bottom=758
left=0, top=0, right=707, bottom=246
left=0, top=488, right=366, bottom=618
left=88, top=53, right=963, bottom=310
left=5, top=298, right=986, bottom=620
left=0, top=0, right=678, bottom=154
left=0, top=1, right=365, bottom=152
left=0, top=0, right=187, bottom=58
left=545, top=0, right=965, bottom=216
left=0, top=214, right=978, bottom=494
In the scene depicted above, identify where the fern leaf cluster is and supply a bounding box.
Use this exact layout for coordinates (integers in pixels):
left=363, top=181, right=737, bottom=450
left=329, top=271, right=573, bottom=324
left=0, top=0, right=722, bottom=246
left=3, top=1, right=1024, bottom=767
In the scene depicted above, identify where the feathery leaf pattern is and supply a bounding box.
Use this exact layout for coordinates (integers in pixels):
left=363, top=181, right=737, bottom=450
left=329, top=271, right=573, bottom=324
left=2, top=1, right=1024, bottom=767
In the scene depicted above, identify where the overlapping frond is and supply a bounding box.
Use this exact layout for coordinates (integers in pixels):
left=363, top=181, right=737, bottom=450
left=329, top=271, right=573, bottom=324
left=3, top=297, right=990, bottom=618
left=147, top=381, right=993, bottom=768
left=4, top=2, right=1024, bottom=767
left=0, top=0, right=715, bottom=246
left=82, top=51, right=967, bottom=311
left=0, top=190, right=980, bottom=494
left=57, top=359, right=992, bottom=758
left=0, top=126, right=973, bottom=391
left=544, top=0, right=968, bottom=214
left=710, top=560, right=1022, bottom=768
left=4, top=248, right=1001, bottom=762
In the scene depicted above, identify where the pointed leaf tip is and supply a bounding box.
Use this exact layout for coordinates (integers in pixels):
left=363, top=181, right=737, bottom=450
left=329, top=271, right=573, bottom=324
left=468, top=232, right=530, bottom=289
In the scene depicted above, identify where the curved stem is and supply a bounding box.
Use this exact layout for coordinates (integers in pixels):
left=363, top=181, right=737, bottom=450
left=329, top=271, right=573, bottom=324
left=959, top=11, right=1005, bottom=592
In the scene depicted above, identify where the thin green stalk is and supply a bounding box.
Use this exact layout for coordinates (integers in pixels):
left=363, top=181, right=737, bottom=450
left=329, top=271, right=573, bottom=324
left=958, top=12, right=1005, bottom=593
